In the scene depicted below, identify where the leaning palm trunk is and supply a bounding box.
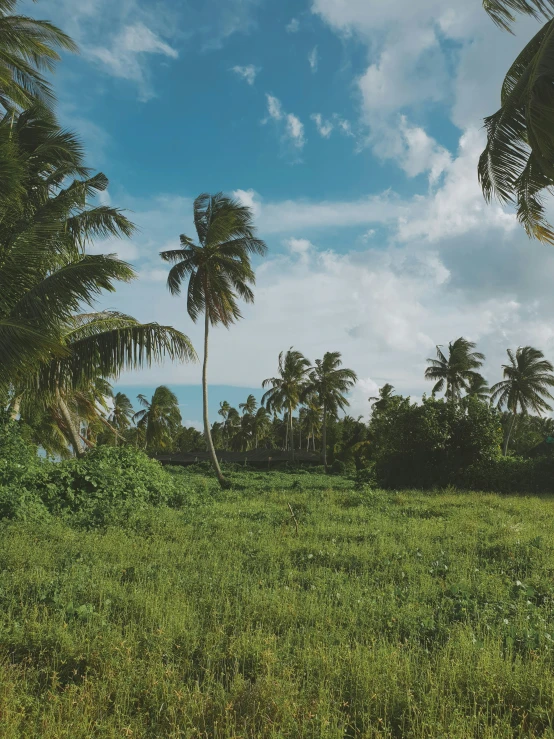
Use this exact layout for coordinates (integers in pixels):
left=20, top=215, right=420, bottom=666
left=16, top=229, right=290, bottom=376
left=203, top=310, right=227, bottom=486
left=57, top=393, right=84, bottom=457
left=322, top=401, right=327, bottom=472
left=9, top=394, right=23, bottom=420
left=503, top=412, right=517, bottom=457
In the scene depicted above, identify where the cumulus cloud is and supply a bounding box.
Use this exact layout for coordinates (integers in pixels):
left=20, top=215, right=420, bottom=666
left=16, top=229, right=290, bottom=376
left=265, top=94, right=283, bottom=121
left=231, top=64, right=260, bottom=85
left=286, top=18, right=300, bottom=32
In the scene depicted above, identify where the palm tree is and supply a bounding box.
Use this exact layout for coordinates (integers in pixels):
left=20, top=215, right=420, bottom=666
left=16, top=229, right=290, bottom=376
left=464, top=374, right=490, bottom=404
left=480, top=0, right=554, bottom=243
left=369, top=383, right=395, bottom=413
left=133, top=386, right=182, bottom=453
left=425, top=338, right=485, bottom=404
left=300, top=402, right=322, bottom=451
left=262, top=348, right=311, bottom=457
left=250, top=406, right=270, bottom=449
left=0, top=1, right=78, bottom=111
left=491, top=346, right=554, bottom=456
left=26, top=312, right=194, bottom=456
left=301, top=351, right=357, bottom=471
left=0, top=107, right=196, bottom=402
left=239, top=394, right=257, bottom=416
left=109, top=392, right=134, bottom=444
left=160, top=193, right=267, bottom=487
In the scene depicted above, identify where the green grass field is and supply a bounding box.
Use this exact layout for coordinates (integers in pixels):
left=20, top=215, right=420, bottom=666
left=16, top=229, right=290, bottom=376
left=2, top=471, right=554, bottom=737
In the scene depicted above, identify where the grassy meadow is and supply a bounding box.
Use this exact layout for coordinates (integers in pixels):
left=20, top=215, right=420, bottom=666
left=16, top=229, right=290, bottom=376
left=2, top=470, right=554, bottom=738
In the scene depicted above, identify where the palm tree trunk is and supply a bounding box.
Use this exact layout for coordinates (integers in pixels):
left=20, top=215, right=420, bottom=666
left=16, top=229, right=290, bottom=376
left=290, top=406, right=294, bottom=462
left=322, top=400, right=327, bottom=472
left=503, top=412, right=517, bottom=457
left=9, top=394, right=22, bottom=420
left=202, top=309, right=227, bottom=487
left=58, top=394, right=85, bottom=457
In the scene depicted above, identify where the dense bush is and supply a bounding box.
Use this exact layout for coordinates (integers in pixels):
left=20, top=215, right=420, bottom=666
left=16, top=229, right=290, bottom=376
left=459, top=456, right=554, bottom=495
left=371, top=396, right=503, bottom=489
left=0, top=443, right=184, bottom=527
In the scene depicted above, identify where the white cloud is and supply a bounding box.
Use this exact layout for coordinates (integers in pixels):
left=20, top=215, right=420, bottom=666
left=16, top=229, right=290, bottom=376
left=308, top=46, right=319, bottom=72
left=264, top=96, right=306, bottom=152
left=311, top=113, right=333, bottom=138
left=286, top=113, right=306, bottom=148
left=87, top=22, right=178, bottom=100
left=231, top=64, right=260, bottom=85
left=285, top=237, right=314, bottom=263
left=286, top=18, right=300, bottom=32
left=265, top=94, right=283, bottom=121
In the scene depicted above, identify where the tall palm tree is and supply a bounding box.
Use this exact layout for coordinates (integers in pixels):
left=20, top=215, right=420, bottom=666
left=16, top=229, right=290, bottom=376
left=160, top=193, right=267, bottom=487
left=133, top=386, right=182, bottom=453
left=425, top=338, right=485, bottom=404
left=300, top=401, right=322, bottom=451
left=0, top=0, right=78, bottom=111
left=239, top=394, right=257, bottom=416
left=480, top=0, right=554, bottom=243
left=369, top=383, right=395, bottom=413
left=301, top=351, right=357, bottom=471
left=262, top=348, right=311, bottom=457
left=491, top=346, right=554, bottom=455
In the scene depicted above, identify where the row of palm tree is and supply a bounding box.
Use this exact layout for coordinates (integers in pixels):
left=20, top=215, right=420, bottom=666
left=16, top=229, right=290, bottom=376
left=422, top=337, right=554, bottom=455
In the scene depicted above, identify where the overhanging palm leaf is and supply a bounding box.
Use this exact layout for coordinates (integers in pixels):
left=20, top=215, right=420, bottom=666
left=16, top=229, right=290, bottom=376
left=0, top=1, right=78, bottom=110
left=480, top=0, right=554, bottom=242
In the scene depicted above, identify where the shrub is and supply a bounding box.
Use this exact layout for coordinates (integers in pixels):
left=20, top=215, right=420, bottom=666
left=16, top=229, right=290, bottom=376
left=371, top=396, right=503, bottom=489
left=0, top=446, right=187, bottom=528
left=458, top=456, right=554, bottom=495
left=0, top=410, right=39, bottom=485
left=329, top=459, right=346, bottom=475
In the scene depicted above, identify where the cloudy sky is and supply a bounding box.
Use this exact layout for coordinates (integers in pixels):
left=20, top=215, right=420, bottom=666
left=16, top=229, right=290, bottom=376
left=23, top=0, right=554, bottom=423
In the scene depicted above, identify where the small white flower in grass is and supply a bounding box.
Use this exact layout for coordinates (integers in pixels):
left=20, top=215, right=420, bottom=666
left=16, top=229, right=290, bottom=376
left=527, top=600, right=532, bottom=605
left=546, top=634, right=552, bottom=640
left=307, top=553, right=314, bottom=559
left=516, top=580, right=523, bottom=587
left=503, top=619, right=509, bottom=625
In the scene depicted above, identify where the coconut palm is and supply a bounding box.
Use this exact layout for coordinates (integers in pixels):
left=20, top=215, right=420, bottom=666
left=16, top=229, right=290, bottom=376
left=109, top=392, right=134, bottom=444
left=491, top=346, right=554, bottom=455
left=239, top=394, right=257, bottom=416
left=464, top=374, right=490, bottom=404
left=425, top=338, right=485, bottom=404
left=133, top=386, right=182, bottom=453
left=262, top=348, right=311, bottom=456
left=480, top=0, right=554, bottom=243
left=300, top=402, right=322, bottom=451
left=0, top=0, right=78, bottom=111
left=369, top=383, right=396, bottom=413
left=301, top=351, right=357, bottom=471
left=0, top=107, right=196, bottom=393
left=251, top=406, right=270, bottom=448
left=160, top=193, right=267, bottom=487
left=25, top=312, right=194, bottom=455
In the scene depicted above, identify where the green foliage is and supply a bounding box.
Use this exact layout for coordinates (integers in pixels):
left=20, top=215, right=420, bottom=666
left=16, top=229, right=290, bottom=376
left=0, top=446, right=186, bottom=528
left=460, top=456, right=554, bottom=494
left=371, top=395, right=503, bottom=489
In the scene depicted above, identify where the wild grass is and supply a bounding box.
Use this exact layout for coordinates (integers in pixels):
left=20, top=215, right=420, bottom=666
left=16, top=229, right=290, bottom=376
left=1, top=472, right=554, bottom=737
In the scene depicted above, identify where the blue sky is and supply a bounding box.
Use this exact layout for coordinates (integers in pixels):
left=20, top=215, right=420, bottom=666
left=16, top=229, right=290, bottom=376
left=23, top=0, right=554, bottom=426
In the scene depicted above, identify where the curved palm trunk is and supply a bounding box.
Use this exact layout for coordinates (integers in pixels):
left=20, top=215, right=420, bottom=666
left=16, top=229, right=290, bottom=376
left=322, top=400, right=328, bottom=472
left=9, top=394, right=22, bottom=420
left=503, top=412, right=517, bottom=457
left=57, top=394, right=85, bottom=457
left=202, top=309, right=227, bottom=487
